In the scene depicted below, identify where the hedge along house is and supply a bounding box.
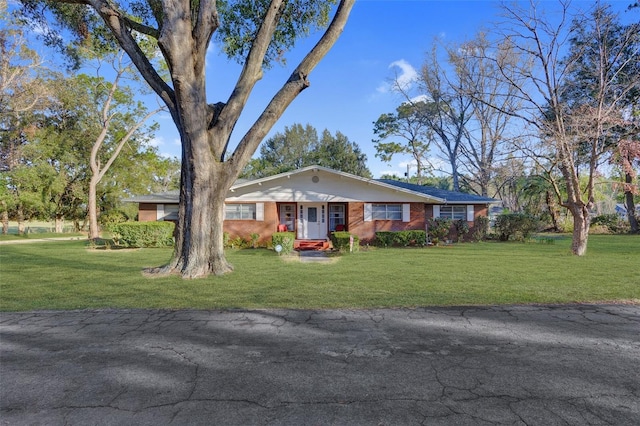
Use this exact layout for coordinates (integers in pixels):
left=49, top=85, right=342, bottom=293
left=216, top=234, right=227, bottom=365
left=127, top=165, right=498, bottom=247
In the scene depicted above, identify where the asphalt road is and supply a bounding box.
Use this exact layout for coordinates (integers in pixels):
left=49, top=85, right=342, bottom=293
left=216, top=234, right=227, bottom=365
left=1, top=305, right=639, bottom=425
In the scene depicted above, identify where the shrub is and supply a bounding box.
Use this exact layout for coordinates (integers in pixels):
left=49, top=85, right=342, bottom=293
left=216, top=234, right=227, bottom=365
left=374, top=231, right=426, bottom=247
left=590, top=214, right=629, bottom=234
left=271, top=232, right=295, bottom=255
left=227, top=236, right=247, bottom=249
left=494, top=213, right=539, bottom=241
left=330, top=231, right=360, bottom=252
left=250, top=233, right=260, bottom=248
left=98, top=210, right=128, bottom=231
left=427, top=218, right=452, bottom=245
left=111, top=221, right=175, bottom=248
left=472, top=216, right=490, bottom=242
left=453, top=219, right=470, bottom=242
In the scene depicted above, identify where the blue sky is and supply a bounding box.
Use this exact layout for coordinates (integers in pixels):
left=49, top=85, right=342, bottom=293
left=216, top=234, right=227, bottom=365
left=12, top=0, right=634, bottom=179
left=151, top=0, right=512, bottom=178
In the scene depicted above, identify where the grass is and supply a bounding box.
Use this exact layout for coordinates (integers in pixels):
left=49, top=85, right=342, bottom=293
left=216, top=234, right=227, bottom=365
left=0, top=235, right=638, bottom=311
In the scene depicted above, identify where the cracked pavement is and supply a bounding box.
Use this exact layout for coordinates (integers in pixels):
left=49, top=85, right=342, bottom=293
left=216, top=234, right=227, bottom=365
left=1, top=305, right=639, bottom=425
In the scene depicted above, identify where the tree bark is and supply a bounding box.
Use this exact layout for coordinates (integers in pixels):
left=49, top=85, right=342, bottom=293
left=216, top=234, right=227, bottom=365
left=150, top=136, right=235, bottom=278
left=570, top=204, right=590, bottom=256
left=624, top=172, right=639, bottom=233
left=1, top=201, right=8, bottom=234
left=55, top=215, right=64, bottom=233
left=88, top=174, right=100, bottom=239
left=545, top=191, right=561, bottom=232
left=17, top=205, right=24, bottom=235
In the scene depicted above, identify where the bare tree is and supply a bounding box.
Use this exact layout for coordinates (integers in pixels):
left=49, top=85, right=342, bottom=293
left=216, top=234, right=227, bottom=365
left=418, top=44, right=473, bottom=191
left=485, top=0, right=638, bottom=255
left=449, top=33, right=524, bottom=198
left=21, top=0, right=355, bottom=277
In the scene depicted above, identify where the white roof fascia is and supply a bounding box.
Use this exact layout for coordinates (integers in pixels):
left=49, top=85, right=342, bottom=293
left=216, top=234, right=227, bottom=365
left=229, top=165, right=445, bottom=203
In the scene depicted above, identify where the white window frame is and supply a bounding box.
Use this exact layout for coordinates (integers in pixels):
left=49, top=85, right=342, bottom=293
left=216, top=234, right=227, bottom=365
left=436, top=205, right=467, bottom=221
left=371, top=204, right=403, bottom=221
left=224, top=203, right=263, bottom=221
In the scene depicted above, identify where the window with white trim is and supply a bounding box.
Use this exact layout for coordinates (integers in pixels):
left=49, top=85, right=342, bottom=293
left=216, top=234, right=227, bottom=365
left=438, top=205, right=467, bottom=220
left=372, top=204, right=402, bottom=220
left=224, top=203, right=256, bottom=220
left=163, top=204, right=179, bottom=220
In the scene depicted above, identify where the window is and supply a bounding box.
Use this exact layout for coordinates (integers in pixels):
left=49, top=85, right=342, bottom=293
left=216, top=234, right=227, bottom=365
left=329, top=204, right=345, bottom=231
left=225, top=204, right=256, bottom=220
left=157, top=204, right=179, bottom=221
left=439, top=205, right=467, bottom=220
left=372, top=204, right=402, bottom=220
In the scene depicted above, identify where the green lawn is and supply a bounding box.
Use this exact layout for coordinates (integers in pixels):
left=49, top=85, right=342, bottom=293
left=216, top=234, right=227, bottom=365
left=1, top=235, right=638, bottom=311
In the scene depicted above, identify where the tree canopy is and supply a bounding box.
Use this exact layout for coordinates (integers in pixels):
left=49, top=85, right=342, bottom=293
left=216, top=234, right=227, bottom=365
left=243, top=123, right=371, bottom=178
left=17, top=0, right=355, bottom=277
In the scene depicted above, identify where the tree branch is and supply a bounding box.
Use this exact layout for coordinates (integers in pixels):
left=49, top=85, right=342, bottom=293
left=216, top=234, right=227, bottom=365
left=214, top=0, right=285, bottom=156
left=228, top=0, right=356, bottom=174
left=83, top=0, right=177, bottom=119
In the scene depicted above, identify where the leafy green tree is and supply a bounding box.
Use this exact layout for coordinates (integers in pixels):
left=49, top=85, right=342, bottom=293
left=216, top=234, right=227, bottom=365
left=242, top=123, right=371, bottom=178
left=561, top=4, right=639, bottom=238
left=83, top=52, right=165, bottom=240
left=372, top=101, right=433, bottom=184
left=19, top=0, right=355, bottom=278
left=313, top=129, right=371, bottom=177
left=0, top=4, right=54, bottom=233
left=250, top=123, right=319, bottom=177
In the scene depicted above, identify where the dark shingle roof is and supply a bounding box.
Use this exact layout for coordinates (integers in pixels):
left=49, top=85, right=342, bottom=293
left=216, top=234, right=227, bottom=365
left=377, top=179, right=498, bottom=204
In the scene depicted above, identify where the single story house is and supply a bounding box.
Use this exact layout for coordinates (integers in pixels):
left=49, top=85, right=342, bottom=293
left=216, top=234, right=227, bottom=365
left=126, top=165, right=498, bottom=245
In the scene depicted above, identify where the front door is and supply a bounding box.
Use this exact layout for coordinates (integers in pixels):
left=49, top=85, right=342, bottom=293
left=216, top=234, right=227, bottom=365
left=298, top=203, right=327, bottom=239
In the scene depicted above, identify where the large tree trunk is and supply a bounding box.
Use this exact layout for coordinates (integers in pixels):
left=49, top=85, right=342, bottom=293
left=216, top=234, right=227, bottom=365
left=546, top=191, right=561, bottom=232
left=1, top=201, right=8, bottom=234
left=88, top=175, right=100, bottom=240
left=624, top=172, right=638, bottom=234
left=569, top=204, right=590, bottom=256
left=17, top=206, right=25, bottom=235
left=149, top=133, right=236, bottom=279
left=54, top=215, right=64, bottom=233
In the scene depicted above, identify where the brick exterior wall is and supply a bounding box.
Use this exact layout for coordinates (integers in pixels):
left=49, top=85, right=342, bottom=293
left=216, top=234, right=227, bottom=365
left=137, top=201, right=491, bottom=245
left=347, top=202, right=427, bottom=244
left=138, top=203, right=157, bottom=221
left=223, top=202, right=278, bottom=245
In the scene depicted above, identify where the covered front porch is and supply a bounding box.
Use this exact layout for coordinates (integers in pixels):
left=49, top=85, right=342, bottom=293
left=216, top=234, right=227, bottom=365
left=277, top=202, right=347, bottom=241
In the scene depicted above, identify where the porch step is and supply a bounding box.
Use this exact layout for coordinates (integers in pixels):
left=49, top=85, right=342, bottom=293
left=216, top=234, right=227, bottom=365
left=295, top=240, right=331, bottom=251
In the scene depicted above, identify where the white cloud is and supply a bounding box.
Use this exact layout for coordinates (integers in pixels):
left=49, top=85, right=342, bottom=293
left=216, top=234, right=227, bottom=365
left=389, top=59, right=418, bottom=92
left=148, top=136, right=164, bottom=148
left=376, top=59, right=419, bottom=95
left=409, top=94, right=431, bottom=104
